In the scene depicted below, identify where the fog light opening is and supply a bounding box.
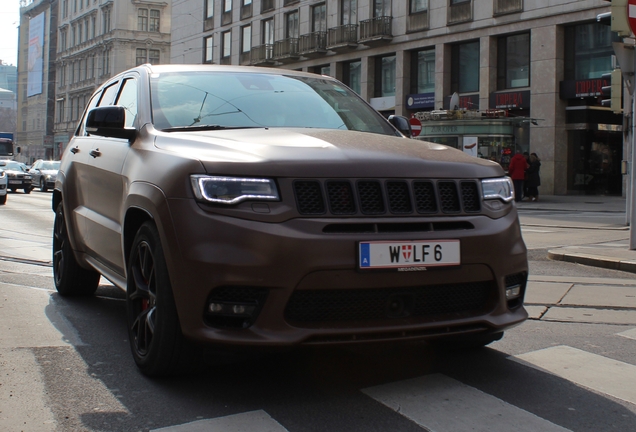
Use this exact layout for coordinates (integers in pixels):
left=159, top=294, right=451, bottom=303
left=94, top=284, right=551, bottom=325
left=208, top=301, right=257, bottom=317
left=505, top=285, right=521, bottom=300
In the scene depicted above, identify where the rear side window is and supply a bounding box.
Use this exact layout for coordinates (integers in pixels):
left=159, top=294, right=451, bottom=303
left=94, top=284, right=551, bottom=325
left=115, top=78, right=138, bottom=128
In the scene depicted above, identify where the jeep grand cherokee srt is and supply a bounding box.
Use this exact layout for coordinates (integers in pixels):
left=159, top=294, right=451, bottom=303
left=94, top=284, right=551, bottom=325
left=54, top=64, right=528, bottom=376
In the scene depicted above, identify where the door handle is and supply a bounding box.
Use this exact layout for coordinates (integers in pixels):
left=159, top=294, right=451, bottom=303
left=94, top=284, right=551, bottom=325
left=70, top=146, right=79, bottom=154
left=89, top=149, right=101, bottom=158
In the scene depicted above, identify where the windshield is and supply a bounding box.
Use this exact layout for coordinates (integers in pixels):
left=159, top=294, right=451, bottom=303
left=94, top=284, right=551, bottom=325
left=41, top=161, right=60, bottom=170
left=1, top=161, right=25, bottom=171
left=150, top=71, right=397, bottom=136
left=0, top=140, right=12, bottom=157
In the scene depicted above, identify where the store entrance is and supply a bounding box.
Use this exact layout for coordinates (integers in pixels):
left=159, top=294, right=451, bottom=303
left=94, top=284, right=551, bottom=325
left=568, top=129, right=623, bottom=195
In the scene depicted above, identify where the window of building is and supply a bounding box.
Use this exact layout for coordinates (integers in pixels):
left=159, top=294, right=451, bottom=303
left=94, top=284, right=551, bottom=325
left=62, top=0, right=68, bottom=18
left=103, top=8, right=112, bottom=33
left=149, top=49, right=160, bottom=64
left=497, top=33, right=530, bottom=89
left=222, top=31, right=231, bottom=58
left=263, top=18, right=274, bottom=45
left=206, top=0, right=214, bottom=19
left=410, top=0, right=427, bottom=13
left=224, top=0, right=232, bottom=13
left=411, top=48, right=435, bottom=94
left=374, top=55, right=396, bottom=97
left=71, top=26, right=76, bottom=46
left=203, top=36, right=214, bottom=63
left=451, top=40, right=479, bottom=93
left=342, top=0, right=357, bottom=25
left=286, top=11, right=299, bottom=39
left=241, top=25, right=251, bottom=53
left=102, top=49, right=110, bottom=76
left=84, top=18, right=89, bottom=41
left=74, top=0, right=78, bottom=13
left=343, top=60, right=361, bottom=94
left=56, top=99, right=65, bottom=123
left=136, top=49, right=147, bottom=66
left=150, top=10, right=160, bottom=32
left=373, top=0, right=390, bottom=17
left=138, top=9, right=149, bottom=31
left=243, top=0, right=252, bottom=5
left=204, top=35, right=214, bottom=62
left=60, top=29, right=67, bottom=51
left=564, top=22, right=620, bottom=80
left=91, top=16, right=96, bottom=39
left=78, top=22, right=83, bottom=43
left=451, top=0, right=470, bottom=3
left=312, top=3, right=326, bottom=32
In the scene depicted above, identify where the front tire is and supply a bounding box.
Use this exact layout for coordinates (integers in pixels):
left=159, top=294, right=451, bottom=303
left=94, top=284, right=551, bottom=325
left=24, top=186, right=31, bottom=194
left=0, top=194, right=6, bottom=205
left=40, top=178, right=47, bottom=192
left=53, top=202, right=100, bottom=296
left=127, top=222, right=187, bottom=376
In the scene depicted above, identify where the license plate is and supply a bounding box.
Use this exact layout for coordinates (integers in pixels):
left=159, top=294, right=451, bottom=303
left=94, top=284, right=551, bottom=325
left=359, top=240, right=460, bottom=269
left=8, top=180, right=21, bottom=184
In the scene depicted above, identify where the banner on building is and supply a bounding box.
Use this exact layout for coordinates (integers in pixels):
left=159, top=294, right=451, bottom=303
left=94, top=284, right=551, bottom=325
left=27, top=12, right=45, bottom=98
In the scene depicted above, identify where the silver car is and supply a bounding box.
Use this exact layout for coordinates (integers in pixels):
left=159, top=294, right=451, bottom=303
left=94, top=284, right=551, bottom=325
left=30, top=160, right=60, bottom=192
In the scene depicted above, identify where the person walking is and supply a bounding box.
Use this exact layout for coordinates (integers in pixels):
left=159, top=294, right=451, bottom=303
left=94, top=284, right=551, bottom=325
left=507, top=150, right=529, bottom=202
left=525, top=153, right=541, bottom=201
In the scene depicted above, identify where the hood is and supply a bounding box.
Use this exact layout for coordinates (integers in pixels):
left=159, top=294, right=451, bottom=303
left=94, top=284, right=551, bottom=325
left=153, top=128, right=505, bottom=179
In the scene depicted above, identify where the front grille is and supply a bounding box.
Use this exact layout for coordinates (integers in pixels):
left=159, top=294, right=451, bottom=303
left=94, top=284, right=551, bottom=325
left=293, top=179, right=481, bottom=216
left=285, top=281, right=493, bottom=325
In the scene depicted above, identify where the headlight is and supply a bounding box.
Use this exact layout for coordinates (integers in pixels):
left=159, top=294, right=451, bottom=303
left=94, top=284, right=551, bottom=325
left=190, top=175, right=280, bottom=205
left=481, top=177, right=514, bottom=203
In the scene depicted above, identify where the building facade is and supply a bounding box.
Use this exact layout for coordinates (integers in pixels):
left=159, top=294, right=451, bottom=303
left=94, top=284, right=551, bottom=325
left=16, top=0, right=59, bottom=163
left=171, top=0, right=623, bottom=196
left=53, top=0, right=172, bottom=159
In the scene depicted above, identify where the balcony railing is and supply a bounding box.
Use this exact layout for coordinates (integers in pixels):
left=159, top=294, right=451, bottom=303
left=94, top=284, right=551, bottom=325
left=298, top=32, right=327, bottom=56
left=359, top=16, right=392, bottom=42
left=327, top=24, right=358, bottom=50
left=494, top=0, right=523, bottom=15
left=273, top=38, right=299, bottom=61
left=250, top=44, right=274, bottom=64
left=407, top=11, right=429, bottom=32
left=448, top=1, right=473, bottom=24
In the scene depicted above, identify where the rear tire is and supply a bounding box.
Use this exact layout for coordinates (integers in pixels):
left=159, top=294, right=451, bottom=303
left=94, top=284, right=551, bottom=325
left=53, top=202, right=100, bottom=296
left=126, top=222, right=188, bottom=377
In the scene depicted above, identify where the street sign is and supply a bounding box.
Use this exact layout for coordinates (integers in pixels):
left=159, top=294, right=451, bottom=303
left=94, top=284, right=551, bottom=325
left=409, top=117, right=422, bottom=137
left=629, top=0, right=636, bottom=35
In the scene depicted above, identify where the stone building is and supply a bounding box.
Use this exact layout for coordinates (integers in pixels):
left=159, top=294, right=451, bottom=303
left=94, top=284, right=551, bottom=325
left=170, top=0, right=622, bottom=196
left=53, top=0, right=172, bottom=158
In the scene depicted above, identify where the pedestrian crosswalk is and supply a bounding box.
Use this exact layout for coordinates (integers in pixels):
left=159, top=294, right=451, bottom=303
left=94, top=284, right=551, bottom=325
left=152, top=328, right=636, bottom=432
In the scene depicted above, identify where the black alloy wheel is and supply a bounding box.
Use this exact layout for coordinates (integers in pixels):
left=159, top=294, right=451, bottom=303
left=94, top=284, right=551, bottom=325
left=127, top=222, right=187, bottom=376
left=53, top=202, right=100, bottom=296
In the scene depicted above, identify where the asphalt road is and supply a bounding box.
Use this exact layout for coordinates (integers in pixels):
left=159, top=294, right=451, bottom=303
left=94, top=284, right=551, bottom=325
left=1, top=191, right=635, bottom=432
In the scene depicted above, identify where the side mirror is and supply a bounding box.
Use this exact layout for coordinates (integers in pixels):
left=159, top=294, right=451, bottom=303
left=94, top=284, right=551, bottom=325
left=86, top=106, right=136, bottom=141
left=388, top=115, right=412, bottom=138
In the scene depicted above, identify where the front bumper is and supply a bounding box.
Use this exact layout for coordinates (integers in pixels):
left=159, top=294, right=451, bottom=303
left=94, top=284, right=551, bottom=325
left=163, top=198, right=528, bottom=347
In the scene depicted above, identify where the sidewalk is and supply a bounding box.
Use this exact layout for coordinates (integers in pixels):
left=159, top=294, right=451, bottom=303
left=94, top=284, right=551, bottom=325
left=517, top=194, right=636, bottom=274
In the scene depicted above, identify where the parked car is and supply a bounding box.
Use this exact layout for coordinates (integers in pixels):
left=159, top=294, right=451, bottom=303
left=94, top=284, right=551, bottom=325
left=0, top=160, right=32, bottom=193
left=29, top=160, right=60, bottom=192
left=54, top=64, right=528, bottom=376
left=0, top=167, right=7, bottom=204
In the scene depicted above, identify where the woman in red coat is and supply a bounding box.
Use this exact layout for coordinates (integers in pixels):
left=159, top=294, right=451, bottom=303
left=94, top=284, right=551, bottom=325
left=508, top=150, right=529, bottom=202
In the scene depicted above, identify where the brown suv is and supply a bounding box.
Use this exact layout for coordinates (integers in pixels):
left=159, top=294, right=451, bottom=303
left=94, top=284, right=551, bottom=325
left=54, top=64, right=528, bottom=376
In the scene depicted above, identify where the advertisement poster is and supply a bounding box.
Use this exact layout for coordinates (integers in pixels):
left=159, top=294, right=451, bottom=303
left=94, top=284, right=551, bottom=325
left=462, top=136, right=478, bottom=157
left=27, top=12, right=45, bottom=97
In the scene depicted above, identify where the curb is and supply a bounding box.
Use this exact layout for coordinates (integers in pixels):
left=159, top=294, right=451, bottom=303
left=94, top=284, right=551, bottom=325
left=548, top=249, right=636, bottom=274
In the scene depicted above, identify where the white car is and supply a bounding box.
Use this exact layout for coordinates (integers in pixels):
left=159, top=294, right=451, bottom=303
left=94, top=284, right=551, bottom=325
left=0, top=167, right=7, bottom=204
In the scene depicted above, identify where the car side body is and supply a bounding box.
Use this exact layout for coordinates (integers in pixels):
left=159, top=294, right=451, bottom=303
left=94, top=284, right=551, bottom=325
left=54, top=64, right=528, bottom=376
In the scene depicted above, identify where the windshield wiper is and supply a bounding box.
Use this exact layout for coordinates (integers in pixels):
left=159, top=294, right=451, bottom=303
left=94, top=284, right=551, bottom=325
left=160, top=125, right=259, bottom=132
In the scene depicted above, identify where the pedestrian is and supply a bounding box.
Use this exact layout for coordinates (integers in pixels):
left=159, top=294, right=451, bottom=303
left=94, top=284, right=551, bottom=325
left=525, top=153, right=541, bottom=201
left=507, top=150, right=529, bottom=202
left=522, top=152, right=530, bottom=199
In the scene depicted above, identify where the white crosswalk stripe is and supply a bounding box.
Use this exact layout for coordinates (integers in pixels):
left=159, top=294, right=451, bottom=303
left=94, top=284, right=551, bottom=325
left=511, top=345, right=636, bottom=405
left=362, top=373, right=571, bottom=432
left=618, top=328, right=636, bottom=340
left=150, top=410, right=289, bottom=432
